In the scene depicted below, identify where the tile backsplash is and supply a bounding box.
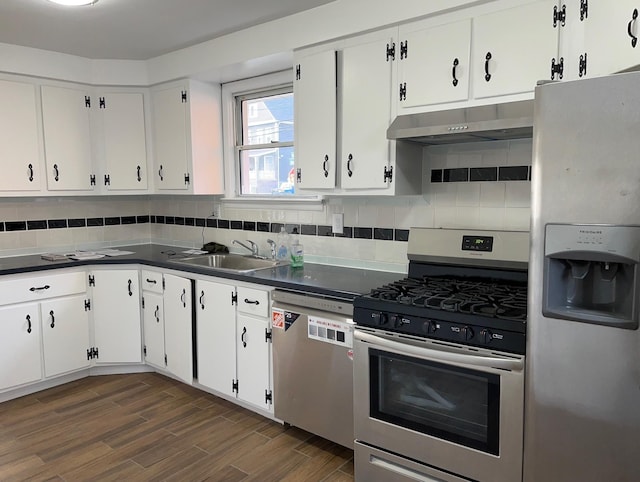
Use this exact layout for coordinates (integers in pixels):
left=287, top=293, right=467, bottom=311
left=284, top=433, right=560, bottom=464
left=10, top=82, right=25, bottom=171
left=0, top=139, right=532, bottom=271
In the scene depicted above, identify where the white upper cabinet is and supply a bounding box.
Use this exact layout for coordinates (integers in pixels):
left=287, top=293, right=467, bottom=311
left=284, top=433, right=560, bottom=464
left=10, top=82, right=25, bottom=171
left=294, top=49, right=337, bottom=190
left=397, top=19, right=472, bottom=109
left=0, top=79, right=42, bottom=192
left=151, top=80, right=224, bottom=194
left=339, top=37, right=395, bottom=190
left=98, top=92, right=148, bottom=191
left=581, top=0, right=640, bottom=78
left=41, top=85, right=95, bottom=191
left=472, top=0, right=559, bottom=99
left=294, top=30, right=422, bottom=195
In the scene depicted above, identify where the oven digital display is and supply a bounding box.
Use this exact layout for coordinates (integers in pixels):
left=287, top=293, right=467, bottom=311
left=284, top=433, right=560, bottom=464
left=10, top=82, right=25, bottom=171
left=462, top=235, right=494, bottom=252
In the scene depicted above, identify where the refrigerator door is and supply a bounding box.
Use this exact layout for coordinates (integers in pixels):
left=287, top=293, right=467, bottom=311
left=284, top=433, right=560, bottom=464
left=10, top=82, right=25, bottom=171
left=526, top=72, right=640, bottom=482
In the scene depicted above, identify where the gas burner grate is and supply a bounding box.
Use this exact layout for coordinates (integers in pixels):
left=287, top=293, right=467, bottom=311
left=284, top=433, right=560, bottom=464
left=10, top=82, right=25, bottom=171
left=366, top=275, right=528, bottom=322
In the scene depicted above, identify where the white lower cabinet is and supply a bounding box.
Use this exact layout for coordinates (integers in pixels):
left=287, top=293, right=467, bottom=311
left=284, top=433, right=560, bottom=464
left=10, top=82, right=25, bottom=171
left=141, top=271, right=193, bottom=384
left=41, top=294, right=91, bottom=378
left=0, top=271, right=89, bottom=389
left=143, top=292, right=165, bottom=369
left=90, top=269, right=142, bottom=364
left=196, top=279, right=273, bottom=412
left=236, top=313, right=271, bottom=409
left=196, top=279, right=236, bottom=397
left=0, top=303, right=42, bottom=390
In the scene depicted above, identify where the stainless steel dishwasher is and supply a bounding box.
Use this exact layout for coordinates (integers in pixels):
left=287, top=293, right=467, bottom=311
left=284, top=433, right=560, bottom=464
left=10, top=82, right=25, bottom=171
left=271, top=289, right=355, bottom=449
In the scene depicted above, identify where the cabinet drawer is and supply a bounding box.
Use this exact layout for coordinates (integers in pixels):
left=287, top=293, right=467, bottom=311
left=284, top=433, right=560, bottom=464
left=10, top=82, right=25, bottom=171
left=0, top=271, right=87, bottom=307
left=141, top=270, right=163, bottom=293
left=237, top=287, right=269, bottom=318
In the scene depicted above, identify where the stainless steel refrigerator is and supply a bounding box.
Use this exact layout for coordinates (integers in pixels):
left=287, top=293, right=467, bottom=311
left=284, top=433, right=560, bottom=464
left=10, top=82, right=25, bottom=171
left=525, top=71, right=640, bottom=482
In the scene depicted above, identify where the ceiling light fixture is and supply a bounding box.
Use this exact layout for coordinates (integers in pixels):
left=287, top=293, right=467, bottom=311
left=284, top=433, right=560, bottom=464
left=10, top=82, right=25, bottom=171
left=47, top=0, right=98, bottom=6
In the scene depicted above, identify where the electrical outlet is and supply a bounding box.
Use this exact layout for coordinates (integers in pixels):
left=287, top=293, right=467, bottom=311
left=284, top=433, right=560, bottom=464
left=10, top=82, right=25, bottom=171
left=332, top=213, right=344, bottom=234
left=212, top=204, right=221, bottom=218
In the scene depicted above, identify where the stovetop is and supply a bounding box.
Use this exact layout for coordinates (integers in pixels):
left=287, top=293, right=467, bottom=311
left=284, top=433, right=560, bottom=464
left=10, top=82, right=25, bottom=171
left=353, top=274, right=528, bottom=355
left=368, top=275, right=527, bottom=322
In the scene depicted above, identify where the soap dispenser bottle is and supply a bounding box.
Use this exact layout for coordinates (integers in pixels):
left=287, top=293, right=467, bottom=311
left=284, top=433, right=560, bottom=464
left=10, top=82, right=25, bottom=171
left=290, top=228, right=304, bottom=268
left=276, top=227, right=290, bottom=261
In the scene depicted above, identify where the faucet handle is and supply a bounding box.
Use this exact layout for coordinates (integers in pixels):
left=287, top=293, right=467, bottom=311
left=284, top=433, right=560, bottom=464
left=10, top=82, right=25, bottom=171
left=247, top=240, right=258, bottom=256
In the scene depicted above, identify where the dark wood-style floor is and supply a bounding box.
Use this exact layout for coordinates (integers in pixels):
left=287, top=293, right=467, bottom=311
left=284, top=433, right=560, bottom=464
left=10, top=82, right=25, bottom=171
left=0, top=373, right=354, bottom=481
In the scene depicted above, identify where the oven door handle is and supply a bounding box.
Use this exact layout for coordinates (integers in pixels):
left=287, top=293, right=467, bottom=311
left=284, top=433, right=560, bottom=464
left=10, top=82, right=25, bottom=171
left=355, top=330, right=523, bottom=372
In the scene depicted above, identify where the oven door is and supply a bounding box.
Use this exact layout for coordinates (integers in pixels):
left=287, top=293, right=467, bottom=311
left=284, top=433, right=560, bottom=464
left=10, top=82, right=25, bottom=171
left=353, top=328, right=524, bottom=482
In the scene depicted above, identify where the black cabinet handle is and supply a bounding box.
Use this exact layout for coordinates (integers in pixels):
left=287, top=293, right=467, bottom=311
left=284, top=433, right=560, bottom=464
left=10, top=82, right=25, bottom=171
left=158, top=165, right=163, bottom=181
left=180, top=288, right=186, bottom=307
left=29, top=285, right=50, bottom=292
left=347, top=154, right=353, bottom=177
left=50, top=310, right=55, bottom=328
left=452, top=58, right=459, bottom=86
left=241, top=326, right=247, bottom=347
left=127, top=279, right=133, bottom=296
left=322, top=155, right=329, bottom=178
left=53, top=164, right=59, bottom=182
left=28, top=163, right=34, bottom=182
left=244, top=298, right=260, bottom=305
left=484, top=52, right=492, bottom=82
left=137, top=165, right=142, bottom=182
left=629, top=9, right=638, bottom=47
left=26, top=314, right=32, bottom=334
left=199, top=290, right=205, bottom=310
left=154, top=306, right=160, bottom=322
left=146, top=278, right=157, bottom=284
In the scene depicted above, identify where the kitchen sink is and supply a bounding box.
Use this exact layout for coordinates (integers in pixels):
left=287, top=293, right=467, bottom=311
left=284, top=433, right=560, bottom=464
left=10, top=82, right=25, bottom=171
left=170, top=253, right=286, bottom=273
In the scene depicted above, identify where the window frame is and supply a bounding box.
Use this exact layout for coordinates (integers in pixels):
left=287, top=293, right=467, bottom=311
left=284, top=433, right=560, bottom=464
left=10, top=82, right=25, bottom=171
left=221, top=70, right=323, bottom=208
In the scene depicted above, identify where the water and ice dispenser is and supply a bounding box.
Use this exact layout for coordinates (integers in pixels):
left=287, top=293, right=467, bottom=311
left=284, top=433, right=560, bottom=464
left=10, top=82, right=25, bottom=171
left=543, top=224, right=639, bottom=329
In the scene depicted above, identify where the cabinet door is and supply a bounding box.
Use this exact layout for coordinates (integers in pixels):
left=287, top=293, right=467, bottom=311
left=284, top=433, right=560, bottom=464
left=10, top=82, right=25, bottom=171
left=102, top=92, right=148, bottom=191
left=0, top=79, right=41, bottom=192
left=473, top=1, right=559, bottom=99
left=41, top=85, right=94, bottom=191
left=398, top=19, right=471, bottom=109
left=294, top=50, right=337, bottom=190
left=340, top=38, right=394, bottom=190
left=152, top=85, right=189, bottom=190
left=583, top=0, right=640, bottom=77
left=236, top=313, right=271, bottom=410
left=41, top=295, right=90, bottom=378
left=163, top=274, right=193, bottom=384
left=92, top=270, right=142, bottom=364
left=0, top=303, right=42, bottom=390
left=196, top=279, right=236, bottom=397
left=142, top=291, right=165, bottom=368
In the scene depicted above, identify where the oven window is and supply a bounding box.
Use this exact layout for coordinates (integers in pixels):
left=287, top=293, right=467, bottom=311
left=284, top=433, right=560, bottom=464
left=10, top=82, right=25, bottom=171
left=369, top=348, right=500, bottom=455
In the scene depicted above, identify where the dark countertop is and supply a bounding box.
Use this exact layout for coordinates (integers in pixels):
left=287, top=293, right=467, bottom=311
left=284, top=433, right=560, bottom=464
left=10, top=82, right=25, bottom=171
left=0, top=244, right=404, bottom=300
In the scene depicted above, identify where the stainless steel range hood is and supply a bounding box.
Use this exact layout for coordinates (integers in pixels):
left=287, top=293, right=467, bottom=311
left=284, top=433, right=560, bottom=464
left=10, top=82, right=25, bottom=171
left=387, top=100, right=534, bottom=145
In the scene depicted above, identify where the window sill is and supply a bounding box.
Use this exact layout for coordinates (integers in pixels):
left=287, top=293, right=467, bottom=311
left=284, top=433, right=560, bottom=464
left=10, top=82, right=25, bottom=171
left=220, top=196, right=325, bottom=211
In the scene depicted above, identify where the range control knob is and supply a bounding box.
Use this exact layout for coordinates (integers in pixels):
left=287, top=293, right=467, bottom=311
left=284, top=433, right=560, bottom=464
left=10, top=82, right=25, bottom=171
left=389, top=314, right=401, bottom=328
left=422, top=320, right=437, bottom=334
left=371, top=312, right=387, bottom=326
left=460, top=326, right=474, bottom=341
left=480, top=329, right=493, bottom=344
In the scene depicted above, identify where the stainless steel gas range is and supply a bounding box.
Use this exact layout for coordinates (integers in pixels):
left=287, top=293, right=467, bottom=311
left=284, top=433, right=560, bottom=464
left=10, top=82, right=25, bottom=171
left=352, top=228, right=529, bottom=482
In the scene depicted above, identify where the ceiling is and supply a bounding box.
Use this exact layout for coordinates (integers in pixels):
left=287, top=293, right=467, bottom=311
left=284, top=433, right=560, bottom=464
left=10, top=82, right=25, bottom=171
left=0, top=0, right=335, bottom=60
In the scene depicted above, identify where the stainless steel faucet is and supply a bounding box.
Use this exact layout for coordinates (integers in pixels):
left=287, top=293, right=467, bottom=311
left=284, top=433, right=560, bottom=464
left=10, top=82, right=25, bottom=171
left=232, top=239, right=258, bottom=257
left=266, top=239, right=276, bottom=260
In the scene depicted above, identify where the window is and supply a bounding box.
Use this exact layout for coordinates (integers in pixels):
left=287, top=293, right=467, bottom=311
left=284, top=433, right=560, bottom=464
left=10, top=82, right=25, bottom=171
left=235, top=86, right=295, bottom=196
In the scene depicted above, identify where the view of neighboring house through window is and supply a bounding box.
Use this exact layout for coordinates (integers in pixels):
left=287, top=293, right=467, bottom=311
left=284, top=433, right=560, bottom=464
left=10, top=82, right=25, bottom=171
left=236, top=87, right=294, bottom=195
